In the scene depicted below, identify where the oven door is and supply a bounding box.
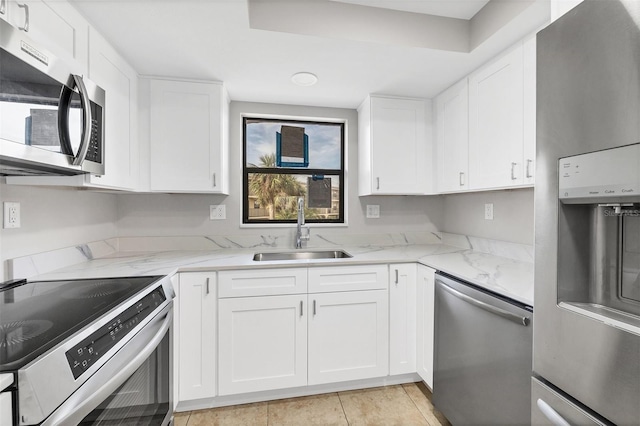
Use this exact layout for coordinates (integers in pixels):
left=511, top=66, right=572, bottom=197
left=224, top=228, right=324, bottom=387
left=41, top=303, right=173, bottom=426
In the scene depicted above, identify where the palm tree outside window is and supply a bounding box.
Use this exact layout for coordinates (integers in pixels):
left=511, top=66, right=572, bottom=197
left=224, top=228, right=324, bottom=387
left=243, top=117, right=345, bottom=224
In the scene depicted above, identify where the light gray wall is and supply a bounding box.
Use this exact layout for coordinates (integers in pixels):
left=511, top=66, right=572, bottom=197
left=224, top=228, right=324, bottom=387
left=441, top=187, right=534, bottom=245
left=0, top=182, right=118, bottom=280
left=116, top=101, right=444, bottom=239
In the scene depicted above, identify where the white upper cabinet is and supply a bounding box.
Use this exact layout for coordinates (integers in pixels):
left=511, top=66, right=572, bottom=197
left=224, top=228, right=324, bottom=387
left=436, top=79, right=469, bottom=193
left=522, top=35, right=536, bottom=186
left=468, top=43, right=524, bottom=189
left=149, top=79, right=229, bottom=194
left=2, top=0, right=89, bottom=73
left=358, top=95, right=433, bottom=195
left=86, top=27, right=139, bottom=190
left=435, top=35, right=536, bottom=193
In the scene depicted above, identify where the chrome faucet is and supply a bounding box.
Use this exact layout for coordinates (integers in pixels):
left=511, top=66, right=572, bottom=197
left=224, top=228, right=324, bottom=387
left=295, top=196, right=310, bottom=249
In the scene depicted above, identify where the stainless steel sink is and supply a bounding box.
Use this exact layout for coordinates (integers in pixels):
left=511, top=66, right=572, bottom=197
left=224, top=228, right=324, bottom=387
left=252, top=250, right=352, bottom=261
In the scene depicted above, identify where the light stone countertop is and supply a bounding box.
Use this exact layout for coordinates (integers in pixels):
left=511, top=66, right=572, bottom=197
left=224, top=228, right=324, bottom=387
left=25, top=237, right=534, bottom=306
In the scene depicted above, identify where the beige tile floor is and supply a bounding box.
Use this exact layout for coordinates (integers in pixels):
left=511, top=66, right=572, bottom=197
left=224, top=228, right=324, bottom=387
left=174, top=382, right=451, bottom=426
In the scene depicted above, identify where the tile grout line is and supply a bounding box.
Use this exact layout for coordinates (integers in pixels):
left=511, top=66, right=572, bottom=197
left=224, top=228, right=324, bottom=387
left=402, top=383, right=434, bottom=426
left=336, top=392, right=351, bottom=426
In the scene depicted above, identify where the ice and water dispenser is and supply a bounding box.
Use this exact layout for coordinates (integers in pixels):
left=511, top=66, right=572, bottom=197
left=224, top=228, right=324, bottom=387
left=557, top=143, right=640, bottom=329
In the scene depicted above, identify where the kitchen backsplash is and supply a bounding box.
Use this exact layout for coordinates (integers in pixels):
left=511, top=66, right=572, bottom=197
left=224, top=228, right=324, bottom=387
left=9, top=232, right=533, bottom=280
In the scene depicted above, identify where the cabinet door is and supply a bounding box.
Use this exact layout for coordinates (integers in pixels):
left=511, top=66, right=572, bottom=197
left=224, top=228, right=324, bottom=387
left=87, top=28, right=139, bottom=190
left=389, top=264, right=417, bottom=375
left=416, top=265, right=436, bottom=389
left=523, top=36, right=536, bottom=186
left=308, top=290, right=388, bottom=385
left=436, top=79, right=469, bottom=192
left=370, top=97, right=429, bottom=195
left=150, top=79, right=229, bottom=193
left=178, top=273, right=216, bottom=402
left=218, top=294, right=307, bottom=395
left=468, top=44, right=524, bottom=189
left=4, top=0, right=89, bottom=72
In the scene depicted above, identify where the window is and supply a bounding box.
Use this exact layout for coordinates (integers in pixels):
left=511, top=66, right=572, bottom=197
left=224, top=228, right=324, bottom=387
left=243, top=117, right=345, bottom=224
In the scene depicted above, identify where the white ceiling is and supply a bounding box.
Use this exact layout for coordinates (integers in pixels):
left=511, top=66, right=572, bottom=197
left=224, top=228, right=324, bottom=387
left=70, top=0, right=550, bottom=109
left=330, top=0, right=491, bottom=20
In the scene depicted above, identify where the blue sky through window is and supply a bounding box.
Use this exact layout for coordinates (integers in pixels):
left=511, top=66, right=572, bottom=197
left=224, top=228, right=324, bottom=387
left=246, top=120, right=342, bottom=170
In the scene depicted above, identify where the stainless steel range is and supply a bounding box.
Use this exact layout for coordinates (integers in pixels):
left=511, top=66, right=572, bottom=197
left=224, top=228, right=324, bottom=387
left=0, top=275, right=174, bottom=425
left=534, top=1, right=640, bottom=424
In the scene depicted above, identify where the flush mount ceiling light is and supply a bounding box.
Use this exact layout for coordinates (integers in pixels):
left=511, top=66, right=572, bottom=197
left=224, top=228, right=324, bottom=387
left=291, top=72, right=318, bottom=86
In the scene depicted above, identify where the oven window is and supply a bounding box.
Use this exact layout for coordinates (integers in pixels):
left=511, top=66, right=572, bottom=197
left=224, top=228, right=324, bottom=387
left=79, top=332, right=170, bottom=425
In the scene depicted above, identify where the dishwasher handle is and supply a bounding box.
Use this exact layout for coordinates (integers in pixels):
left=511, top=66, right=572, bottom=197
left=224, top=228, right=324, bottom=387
left=439, top=280, right=530, bottom=326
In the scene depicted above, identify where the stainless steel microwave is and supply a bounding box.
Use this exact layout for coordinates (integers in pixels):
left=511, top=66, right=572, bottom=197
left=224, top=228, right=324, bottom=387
left=0, top=19, right=105, bottom=176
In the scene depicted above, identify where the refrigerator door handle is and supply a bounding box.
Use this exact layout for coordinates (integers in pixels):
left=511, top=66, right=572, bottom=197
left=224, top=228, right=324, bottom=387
left=537, top=398, right=572, bottom=426
left=439, top=281, right=530, bottom=326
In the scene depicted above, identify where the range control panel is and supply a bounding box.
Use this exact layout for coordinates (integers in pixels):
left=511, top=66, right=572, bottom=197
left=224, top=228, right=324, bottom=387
left=65, top=286, right=166, bottom=379
left=559, top=143, right=640, bottom=203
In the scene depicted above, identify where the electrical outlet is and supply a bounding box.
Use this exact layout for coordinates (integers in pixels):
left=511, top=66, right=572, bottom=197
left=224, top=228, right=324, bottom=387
left=4, top=202, right=21, bottom=228
left=210, top=205, right=226, bottom=220
left=366, top=205, right=380, bottom=219
left=484, top=203, right=494, bottom=220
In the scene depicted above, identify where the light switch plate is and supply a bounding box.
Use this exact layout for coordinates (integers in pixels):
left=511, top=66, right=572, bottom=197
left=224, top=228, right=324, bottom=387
left=210, top=205, right=226, bottom=220
left=484, top=203, right=494, bottom=220
left=4, top=202, right=21, bottom=228
left=366, top=205, right=380, bottom=219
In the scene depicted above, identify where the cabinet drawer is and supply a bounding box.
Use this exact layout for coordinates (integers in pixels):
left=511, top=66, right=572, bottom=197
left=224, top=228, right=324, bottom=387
left=218, top=268, right=307, bottom=297
left=308, top=265, right=388, bottom=293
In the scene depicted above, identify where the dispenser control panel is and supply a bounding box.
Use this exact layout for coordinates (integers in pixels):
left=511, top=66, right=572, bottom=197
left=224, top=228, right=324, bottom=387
left=559, top=143, right=640, bottom=203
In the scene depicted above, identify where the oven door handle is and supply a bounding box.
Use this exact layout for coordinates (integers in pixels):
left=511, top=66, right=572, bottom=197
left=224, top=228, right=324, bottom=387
left=41, top=304, right=172, bottom=426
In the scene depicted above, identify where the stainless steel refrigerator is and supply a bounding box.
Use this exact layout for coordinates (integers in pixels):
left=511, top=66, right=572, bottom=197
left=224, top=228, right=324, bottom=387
left=534, top=1, right=640, bottom=425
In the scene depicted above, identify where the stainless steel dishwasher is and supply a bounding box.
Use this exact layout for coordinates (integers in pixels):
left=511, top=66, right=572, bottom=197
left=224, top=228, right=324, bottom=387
left=433, top=272, right=533, bottom=425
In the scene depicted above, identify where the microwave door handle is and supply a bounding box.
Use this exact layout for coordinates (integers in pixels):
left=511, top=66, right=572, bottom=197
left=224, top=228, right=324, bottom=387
left=40, top=306, right=173, bottom=426
left=71, top=75, right=92, bottom=166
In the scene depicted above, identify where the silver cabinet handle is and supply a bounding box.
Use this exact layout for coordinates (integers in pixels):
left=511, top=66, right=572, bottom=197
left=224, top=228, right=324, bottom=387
left=0, top=0, right=6, bottom=15
left=395, top=269, right=399, bottom=285
left=300, top=300, right=303, bottom=317
left=17, top=3, right=29, bottom=32
left=213, top=172, right=217, bottom=187
left=206, top=277, right=210, bottom=295
left=511, top=162, right=517, bottom=180
left=459, top=172, right=465, bottom=187
left=526, top=159, right=533, bottom=178
left=536, top=399, right=571, bottom=426
left=439, top=281, right=530, bottom=326
left=313, top=300, right=317, bottom=315
left=376, top=177, right=380, bottom=190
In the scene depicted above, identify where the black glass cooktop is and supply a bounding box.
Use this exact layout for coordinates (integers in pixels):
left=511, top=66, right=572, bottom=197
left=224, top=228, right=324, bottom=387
left=0, top=276, right=163, bottom=372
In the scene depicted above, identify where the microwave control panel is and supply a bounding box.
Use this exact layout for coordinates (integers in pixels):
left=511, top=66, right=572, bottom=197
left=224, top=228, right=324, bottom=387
left=559, top=143, right=640, bottom=203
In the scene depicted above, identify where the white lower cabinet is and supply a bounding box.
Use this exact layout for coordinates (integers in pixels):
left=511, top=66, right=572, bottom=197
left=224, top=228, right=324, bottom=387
left=218, top=294, right=307, bottom=395
left=308, top=290, right=389, bottom=385
left=177, top=273, right=216, bottom=402
left=389, top=264, right=417, bottom=375
left=416, top=265, right=436, bottom=389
